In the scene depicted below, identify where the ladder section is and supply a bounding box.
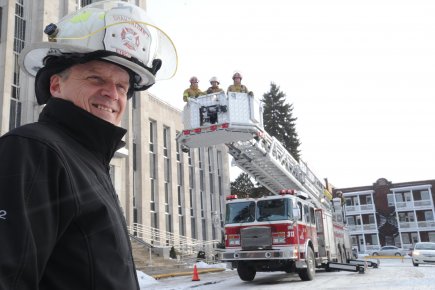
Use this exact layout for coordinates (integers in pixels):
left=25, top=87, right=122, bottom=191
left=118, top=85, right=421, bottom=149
left=228, top=130, right=330, bottom=210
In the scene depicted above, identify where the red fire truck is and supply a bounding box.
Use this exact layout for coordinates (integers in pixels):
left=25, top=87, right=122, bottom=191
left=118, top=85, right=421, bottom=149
left=177, top=92, right=375, bottom=281
left=222, top=191, right=356, bottom=281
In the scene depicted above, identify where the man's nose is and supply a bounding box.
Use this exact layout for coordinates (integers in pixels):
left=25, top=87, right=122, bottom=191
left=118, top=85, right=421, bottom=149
left=102, top=82, right=120, bottom=101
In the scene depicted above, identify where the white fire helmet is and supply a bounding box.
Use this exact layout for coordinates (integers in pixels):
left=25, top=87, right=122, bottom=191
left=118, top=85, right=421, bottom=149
left=19, top=0, right=178, bottom=104
left=209, top=76, right=219, bottom=84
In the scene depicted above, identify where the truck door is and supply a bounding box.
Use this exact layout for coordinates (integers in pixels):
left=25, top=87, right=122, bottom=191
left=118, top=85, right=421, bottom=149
left=310, top=207, right=318, bottom=252
left=315, top=209, right=327, bottom=258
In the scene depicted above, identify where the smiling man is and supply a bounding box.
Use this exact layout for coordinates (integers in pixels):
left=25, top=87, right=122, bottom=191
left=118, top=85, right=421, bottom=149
left=0, top=1, right=177, bottom=290
left=50, top=61, right=130, bottom=126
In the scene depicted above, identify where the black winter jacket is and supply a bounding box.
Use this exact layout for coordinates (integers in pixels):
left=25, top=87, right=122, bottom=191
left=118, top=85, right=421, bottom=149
left=0, top=98, right=139, bottom=290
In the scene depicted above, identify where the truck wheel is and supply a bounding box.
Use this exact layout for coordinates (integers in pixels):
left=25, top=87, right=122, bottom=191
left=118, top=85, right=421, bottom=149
left=237, top=263, right=256, bottom=281
left=299, top=247, right=315, bottom=281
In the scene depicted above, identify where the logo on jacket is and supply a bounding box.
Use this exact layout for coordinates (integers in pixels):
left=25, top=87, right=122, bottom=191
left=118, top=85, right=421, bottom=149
left=0, top=210, right=7, bottom=220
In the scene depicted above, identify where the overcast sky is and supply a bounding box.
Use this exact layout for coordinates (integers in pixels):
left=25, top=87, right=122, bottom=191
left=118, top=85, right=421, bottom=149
left=146, top=0, right=435, bottom=188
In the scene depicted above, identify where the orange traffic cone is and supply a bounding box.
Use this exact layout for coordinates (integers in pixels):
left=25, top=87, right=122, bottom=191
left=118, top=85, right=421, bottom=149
left=192, top=264, right=200, bottom=281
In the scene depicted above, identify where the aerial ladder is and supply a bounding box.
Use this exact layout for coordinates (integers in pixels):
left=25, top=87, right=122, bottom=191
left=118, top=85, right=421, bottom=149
left=177, top=92, right=378, bottom=275
left=177, top=91, right=331, bottom=210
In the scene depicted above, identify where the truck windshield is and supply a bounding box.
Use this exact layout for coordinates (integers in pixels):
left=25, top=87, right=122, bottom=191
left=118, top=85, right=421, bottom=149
left=225, top=201, right=255, bottom=223
left=257, top=198, right=289, bottom=221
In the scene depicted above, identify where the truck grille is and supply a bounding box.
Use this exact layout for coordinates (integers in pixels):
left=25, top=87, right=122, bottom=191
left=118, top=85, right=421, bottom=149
left=241, top=226, right=272, bottom=250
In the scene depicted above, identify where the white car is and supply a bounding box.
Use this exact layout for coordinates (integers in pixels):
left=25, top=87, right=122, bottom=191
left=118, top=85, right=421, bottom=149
left=370, top=246, right=407, bottom=256
left=412, top=242, right=435, bottom=267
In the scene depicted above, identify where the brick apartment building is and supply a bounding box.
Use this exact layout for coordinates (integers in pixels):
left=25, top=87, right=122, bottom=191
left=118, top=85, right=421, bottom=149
left=333, top=178, right=435, bottom=253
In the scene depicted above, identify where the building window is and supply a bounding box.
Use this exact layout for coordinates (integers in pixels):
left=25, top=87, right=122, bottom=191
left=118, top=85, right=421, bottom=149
left=217, top=150, right=224, bottom=226
left=176, top=133, right=185, bottom=235
left=198, top=149, right=205, bottom=218
left=418, top=189, right=431, bottom=201
left=163, top=126, right=172, bottom=233
left=10, top=0, right=26, bottom=130
left=133, top=142, right=137, bottom=171
left=387, top=194, right=394, bottom=207
left=163, top=126, right=171, bottom=213
left=188, top=150, right=196, bottom=239
left=149, top=120, right=157, bottom=227
left=424, top=211, right=434, bottom=221
left=368, top=214, right=375, bottom=224
left=109, top=164, right=115, bottom=184
left=80, top=0, right=94, bottom=7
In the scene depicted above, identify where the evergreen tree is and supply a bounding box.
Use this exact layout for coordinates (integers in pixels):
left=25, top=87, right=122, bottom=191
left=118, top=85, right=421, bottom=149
left=230, top=83, right=301, bottom=198
left=262, top=82, right=301, bottom=161
left=230, top=173, right=254, bottom=198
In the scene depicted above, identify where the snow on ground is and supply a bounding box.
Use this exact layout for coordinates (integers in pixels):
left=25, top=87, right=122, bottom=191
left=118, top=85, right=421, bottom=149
left=139, top=256, right=435, bottom=290
left=137, top=262, right=229, bottom=289
left=137, top=271, right=159, bottom=288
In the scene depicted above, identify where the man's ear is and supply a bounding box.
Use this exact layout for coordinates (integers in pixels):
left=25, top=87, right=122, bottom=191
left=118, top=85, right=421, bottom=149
left=49, top=74, right=62, bottom=98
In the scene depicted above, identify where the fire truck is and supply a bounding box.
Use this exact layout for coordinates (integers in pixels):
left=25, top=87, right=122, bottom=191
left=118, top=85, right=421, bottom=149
left=177, top=91, right=375, bottom=281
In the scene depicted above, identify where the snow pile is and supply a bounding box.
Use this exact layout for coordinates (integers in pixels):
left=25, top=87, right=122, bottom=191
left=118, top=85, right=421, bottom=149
left=194, top=261, right=229, bottom=270
left=136, top=262, right=229, bottom=289
left=137, top=270, right=158, bottom=288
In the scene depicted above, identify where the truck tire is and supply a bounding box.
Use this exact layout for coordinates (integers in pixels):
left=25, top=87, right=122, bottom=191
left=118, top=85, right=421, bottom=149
left=299, top=247, right=315, bottom=281
left=237, top=262, right=256, bottom=281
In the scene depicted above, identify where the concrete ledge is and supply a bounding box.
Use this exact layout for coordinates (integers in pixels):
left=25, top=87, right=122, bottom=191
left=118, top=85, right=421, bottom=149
left=152, top=268, right=226, bottom=280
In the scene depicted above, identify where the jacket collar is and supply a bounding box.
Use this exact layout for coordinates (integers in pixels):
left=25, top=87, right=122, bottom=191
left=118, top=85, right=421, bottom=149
left=38, top=98, right=127, bottom=164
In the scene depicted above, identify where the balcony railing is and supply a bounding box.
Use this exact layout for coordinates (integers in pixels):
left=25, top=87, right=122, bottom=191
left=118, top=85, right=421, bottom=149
left=346, top=204, right=375, bottom=213
left=348, top=223, right=377, bottom=232
left=414, top=200, right=432, bottom=208
left=396, top=201, right=413, bottom=209
left=399, top=220, right=435, bottom=229
left=399, top=221, right=417, bottom=229
left=396, top=199, right=432, bottom=211
left=417, top=220, right=435, bottom=228
left=128, top=223, right=219, bottom=257
left=363, top=223, right=377, bottom=231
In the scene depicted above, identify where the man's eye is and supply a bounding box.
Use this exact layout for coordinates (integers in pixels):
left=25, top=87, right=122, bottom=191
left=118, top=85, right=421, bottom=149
left=87, top=76, right=104, bottom=83
left=117, top=84, right=128, bottom=94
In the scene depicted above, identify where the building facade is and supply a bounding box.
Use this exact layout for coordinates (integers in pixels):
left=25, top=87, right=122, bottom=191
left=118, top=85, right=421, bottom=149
left=334, top=178, right=435, bottom=253
left=0, top=0, right=230, bottom=244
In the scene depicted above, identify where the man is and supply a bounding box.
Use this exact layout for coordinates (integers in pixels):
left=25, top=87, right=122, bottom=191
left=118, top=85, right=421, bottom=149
left=0, top=1, right=177, bottom=289
left=183, top=76, right=205, bottom=101
left=206, top=76, right=224, bottom=94
left=227, top=72, right=253, bottom=96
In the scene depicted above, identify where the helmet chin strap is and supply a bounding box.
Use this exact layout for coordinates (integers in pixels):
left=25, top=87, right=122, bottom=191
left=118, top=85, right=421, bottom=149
left=150, top=59, right=162, bottom=75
